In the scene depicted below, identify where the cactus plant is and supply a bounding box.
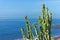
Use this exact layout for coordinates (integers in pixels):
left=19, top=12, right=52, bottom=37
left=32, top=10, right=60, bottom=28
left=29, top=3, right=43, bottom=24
left=21, top=4, right=52, bottom=40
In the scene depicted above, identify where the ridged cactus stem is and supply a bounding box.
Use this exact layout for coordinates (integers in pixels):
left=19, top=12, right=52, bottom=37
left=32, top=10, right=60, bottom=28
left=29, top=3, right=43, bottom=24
left=45, top=7, right=49, bottom=40
left=21, top=28, right=26, bottom=40
left=44, top=23, right=47, bottom=40
left=25, top=16, right=30, bottom=39
left=25, top=16, right=34, bottom=40
left=38, top=16, right=43, bottom=40
left=42, top=4, right=46, bottom=40
left=42, top=4, right=45, bottom=23
left=33, top=23, right=40, bottom=40
left=29, top=25, right=34, bottom=40
left=29, top=22, right=34, bottom=40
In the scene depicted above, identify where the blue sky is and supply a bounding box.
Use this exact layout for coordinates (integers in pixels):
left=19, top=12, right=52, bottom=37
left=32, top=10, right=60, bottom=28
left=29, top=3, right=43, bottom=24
left=0, top=0, right=60, bottom=19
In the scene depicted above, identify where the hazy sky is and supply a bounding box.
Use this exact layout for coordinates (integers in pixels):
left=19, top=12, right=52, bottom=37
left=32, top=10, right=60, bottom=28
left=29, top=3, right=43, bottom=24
left=0, top=0, right=60, bottom=19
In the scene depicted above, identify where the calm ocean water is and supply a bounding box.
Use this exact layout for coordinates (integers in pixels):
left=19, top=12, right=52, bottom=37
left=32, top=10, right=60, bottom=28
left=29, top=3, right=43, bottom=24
left=0, top=19, right=60, bottom=40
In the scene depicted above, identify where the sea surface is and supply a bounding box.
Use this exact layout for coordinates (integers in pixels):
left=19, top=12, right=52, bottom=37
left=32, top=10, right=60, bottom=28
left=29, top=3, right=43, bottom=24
left=0, top=19, right=60, bottom=40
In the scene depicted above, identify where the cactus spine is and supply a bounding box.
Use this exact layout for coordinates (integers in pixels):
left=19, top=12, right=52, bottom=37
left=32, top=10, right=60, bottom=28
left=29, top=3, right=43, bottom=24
left=21, top=4, right=52, bottom=40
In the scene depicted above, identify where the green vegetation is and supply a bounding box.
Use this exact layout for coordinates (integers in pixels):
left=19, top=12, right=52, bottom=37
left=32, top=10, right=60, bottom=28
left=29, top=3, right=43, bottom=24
left=21, top=4, right=52, bottom=40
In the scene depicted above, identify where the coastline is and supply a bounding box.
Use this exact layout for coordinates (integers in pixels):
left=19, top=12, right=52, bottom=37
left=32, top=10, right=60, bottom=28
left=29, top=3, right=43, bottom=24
left=52, top=25, right=60, bottom=28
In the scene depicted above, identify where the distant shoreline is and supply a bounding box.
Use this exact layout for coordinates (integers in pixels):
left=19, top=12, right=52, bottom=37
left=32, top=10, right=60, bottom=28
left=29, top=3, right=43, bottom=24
left=52, top=25, right=60, bottom=28
left=53, top=36, right=60, bottom=40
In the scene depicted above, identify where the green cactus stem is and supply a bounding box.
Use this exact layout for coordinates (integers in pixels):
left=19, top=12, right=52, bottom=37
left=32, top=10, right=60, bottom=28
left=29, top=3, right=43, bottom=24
left=25, top=16, right=34, bottom=40
left=33, top=23, right=40, bottom=40
left=21, top=28, right=26, bottom=40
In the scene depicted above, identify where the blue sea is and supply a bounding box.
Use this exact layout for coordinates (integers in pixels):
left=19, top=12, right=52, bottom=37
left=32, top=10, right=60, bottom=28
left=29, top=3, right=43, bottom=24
left=0, top=19, right=60, bottom=40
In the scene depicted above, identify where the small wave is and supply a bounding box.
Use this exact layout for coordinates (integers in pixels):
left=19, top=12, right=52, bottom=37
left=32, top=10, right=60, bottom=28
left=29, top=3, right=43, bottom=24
left=14, top=38, right=21, bottom=40
left=14, top=37, right=37, bottom=40
left=14, top=38, right=30, bottom=40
